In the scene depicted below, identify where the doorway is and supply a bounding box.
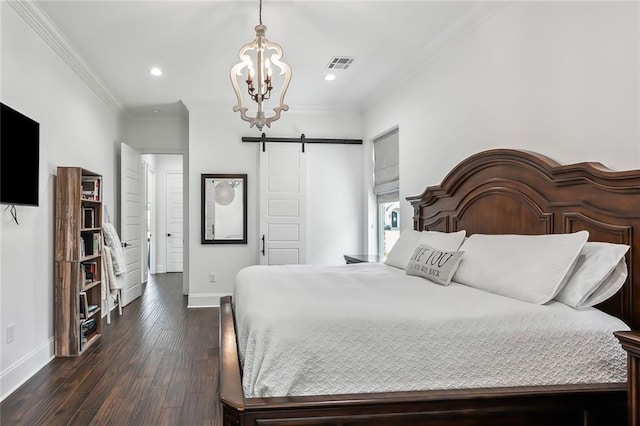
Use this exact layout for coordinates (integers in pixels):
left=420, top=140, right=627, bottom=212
left=141, top=154, right=184, bottom=277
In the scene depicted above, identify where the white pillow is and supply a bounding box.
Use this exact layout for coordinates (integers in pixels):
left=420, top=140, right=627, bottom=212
left=406, top=244, right=465, bottom=286
left=582, top=259, right=628, bottom=307
left=385, top=229, right=466, bottom=270
left=554, top=242, right=629, bottom=308
left=452, top=231, right=589, bottom=304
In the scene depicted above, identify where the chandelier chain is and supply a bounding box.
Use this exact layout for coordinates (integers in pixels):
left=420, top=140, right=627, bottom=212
left=259, top=0, right=262, bottom=25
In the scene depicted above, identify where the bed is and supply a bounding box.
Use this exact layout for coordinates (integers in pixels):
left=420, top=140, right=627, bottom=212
left=219, top=149, right=640, bottom=425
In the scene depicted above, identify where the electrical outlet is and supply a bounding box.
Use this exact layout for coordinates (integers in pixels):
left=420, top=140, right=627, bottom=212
left=209, top=273, right=216, bottom=283
left=7, top=324, right=15, bottom=344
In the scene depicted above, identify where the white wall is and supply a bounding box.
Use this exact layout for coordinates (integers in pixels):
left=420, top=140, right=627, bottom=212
left=362, top=1, right=640, bottom=239
left=126, top=114, right=188, bottom=154
left=185, top=106, right=363, bottom=307
left=306, top=142, right=363, bottom=265
left=0, top=3, right=123, bottom=400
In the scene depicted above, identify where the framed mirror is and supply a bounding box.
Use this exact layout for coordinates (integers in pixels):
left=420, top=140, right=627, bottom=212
left=201, top=174, right=247, bottom=244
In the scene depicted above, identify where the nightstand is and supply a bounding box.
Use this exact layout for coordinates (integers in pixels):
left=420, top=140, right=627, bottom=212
left=614, top=331, right=640, bottom=426
left=343, top=254, right=380, bottom=264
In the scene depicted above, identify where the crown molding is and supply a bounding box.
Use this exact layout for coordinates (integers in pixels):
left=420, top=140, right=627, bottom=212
left=8, top=0, right=124, bottom=113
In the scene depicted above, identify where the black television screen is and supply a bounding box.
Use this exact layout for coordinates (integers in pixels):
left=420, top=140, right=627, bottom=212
left=1, top=103, right=40, bottom=206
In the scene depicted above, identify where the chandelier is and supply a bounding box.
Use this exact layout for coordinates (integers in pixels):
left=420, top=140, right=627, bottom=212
left=230, top=0, right=292, bottom=131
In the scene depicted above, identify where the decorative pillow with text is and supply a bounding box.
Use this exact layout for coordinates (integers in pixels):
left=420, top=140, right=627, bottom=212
left=405, top=244, right=465, bottom=286
left=385, top=229, right=466, bottom=270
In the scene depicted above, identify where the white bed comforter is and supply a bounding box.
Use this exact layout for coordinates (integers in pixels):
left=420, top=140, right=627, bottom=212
left=234, top=263, right=628, bottom=398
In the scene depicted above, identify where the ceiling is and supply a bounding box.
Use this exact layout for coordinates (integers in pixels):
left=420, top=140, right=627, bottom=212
left=36, top=0, right=489, bottom=118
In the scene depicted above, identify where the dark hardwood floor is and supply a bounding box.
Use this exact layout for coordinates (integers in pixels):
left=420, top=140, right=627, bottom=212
left=0, top=273, right=221, bottom=425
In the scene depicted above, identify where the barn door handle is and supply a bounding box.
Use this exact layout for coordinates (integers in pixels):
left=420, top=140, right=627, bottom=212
left=122, top=242, right=129, bottom=248
left=261, top=235, right=265, bottom=256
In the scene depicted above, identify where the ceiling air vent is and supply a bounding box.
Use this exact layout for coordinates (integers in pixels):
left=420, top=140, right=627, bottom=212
left=327, top=57, right=355, bottom=70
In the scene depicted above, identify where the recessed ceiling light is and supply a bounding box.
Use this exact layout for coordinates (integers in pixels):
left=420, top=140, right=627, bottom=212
left=149, top=67, right=163, bottom=77
left=152, top=109, right=160, bottom=113
left=324, top=73, right=336, bottom=81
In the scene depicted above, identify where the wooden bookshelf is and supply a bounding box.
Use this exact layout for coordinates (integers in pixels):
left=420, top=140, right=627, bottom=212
left=55, top=167, right=103, bottom=356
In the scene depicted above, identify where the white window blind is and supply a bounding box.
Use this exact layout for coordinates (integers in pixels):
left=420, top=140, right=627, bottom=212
left=373, top=128, right=399, bottom=203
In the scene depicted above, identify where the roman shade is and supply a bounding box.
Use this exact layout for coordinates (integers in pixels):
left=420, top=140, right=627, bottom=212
left=374, top=128, right=399, bottom=203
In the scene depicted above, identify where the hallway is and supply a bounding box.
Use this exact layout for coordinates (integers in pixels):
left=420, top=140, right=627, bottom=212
left=0, top=273, right=220, bottom=425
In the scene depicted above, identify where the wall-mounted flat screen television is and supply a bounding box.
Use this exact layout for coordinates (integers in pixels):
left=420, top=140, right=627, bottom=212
left=1, top=102, right=40, bottom=206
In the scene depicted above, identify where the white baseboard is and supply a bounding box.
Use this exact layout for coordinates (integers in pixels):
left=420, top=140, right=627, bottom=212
left=1, top=337, right=54, bottom=402
left=155, top=264, right=166, bottom=273
left=187, top=292, right=230, bottom=308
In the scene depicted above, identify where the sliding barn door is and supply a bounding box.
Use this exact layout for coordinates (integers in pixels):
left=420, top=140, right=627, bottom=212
left=259, top=143, right=307, bottom=265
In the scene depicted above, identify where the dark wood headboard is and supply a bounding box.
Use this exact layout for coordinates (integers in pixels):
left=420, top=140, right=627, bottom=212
left=407, top=149, right=640, bottom=329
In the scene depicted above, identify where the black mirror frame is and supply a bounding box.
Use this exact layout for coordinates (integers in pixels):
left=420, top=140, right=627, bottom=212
left=201, top=173, right=248, bottom=244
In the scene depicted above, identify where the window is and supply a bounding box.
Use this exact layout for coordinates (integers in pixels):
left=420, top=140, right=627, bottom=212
left=373, top=128, right=399, bottom=259
left=379, top=201, right=400, bottom=258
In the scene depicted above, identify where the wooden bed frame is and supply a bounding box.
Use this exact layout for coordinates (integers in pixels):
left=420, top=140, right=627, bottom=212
left=220, top=149, right=640, bottom=425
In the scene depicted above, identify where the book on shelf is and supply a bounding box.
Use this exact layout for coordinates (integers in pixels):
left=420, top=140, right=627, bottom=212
left=81, top=177, right=101, bottom=201
left=81, top=318, right=96, bottom=330
left=79, top=292, right=88, bottom=320
left=92, top=233, right=99, bottom=254
left=81, top=319, right=97, bottom=336
left=81, top=234, right=92, bottom=256
left=80, top=318, right=98, bottom=347
left=82, top=207, right=95, bottom=228
left=81, top=233, right=101, bottom=257
left=83, top=261, right=98, bottom=283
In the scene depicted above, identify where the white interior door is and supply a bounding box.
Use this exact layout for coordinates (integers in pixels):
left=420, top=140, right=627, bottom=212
left=259, top=143, right=307, bottom=265
left=120, top=142, right=143, bottom=306
left=166, top=172, right=183, bottom=272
